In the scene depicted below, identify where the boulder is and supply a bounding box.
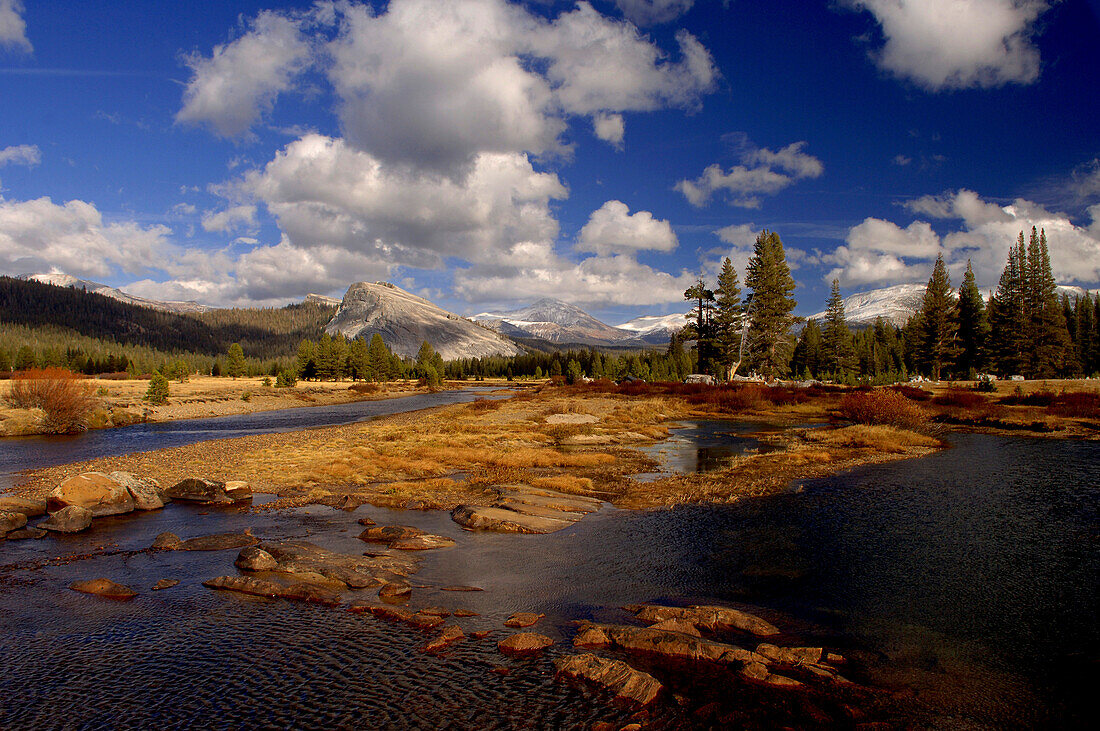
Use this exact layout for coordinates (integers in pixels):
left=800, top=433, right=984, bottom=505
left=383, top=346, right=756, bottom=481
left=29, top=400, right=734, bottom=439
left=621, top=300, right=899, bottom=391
left=236, top=546, right=278, bottom=571
left=1, top=510, right=28, bottom=536
left=109, top=472, right=167, bottom=511
left=4, top=526, right=46, bottom=540
left=165, top=478, right=248, bottom=504
left=359, top=525, right=424, bottom=543
left=70, top=578, right=137, bottom=600
left=389, top=534, right=456, bottom=550
left=379, top=582, right=412, bottom=602
left=504, top=611, right=544, bottom=628
left=151, top=532, right=183, bottom=549
left=223, top=481, right=252, bottom=501
left=554, top=653, right=663, bottom=706
left=356, top=516, right=377, bottom=526
left=151, top=579, right=179, bottom=591
left=259, top=540, right=418, bottom=589
left=202, top=575, right=340, bottom=606
left=39, top=505, right=92, bottom=533
left=491, top=488, right=601, bottom=514
left=424, top=624, right=465, bottom=652
left=574, top=623, right=767, bottom=667
left=0, top=496, right=46, bottom=517
left=632, top=604, right=780, bottom=637
left=498, top=632, right=554, bottom=655
left=451, top=505, right=574, bottom=534
left=48, top=472, right=134, bottom=517
left=493, top=498, right=585, bottom=523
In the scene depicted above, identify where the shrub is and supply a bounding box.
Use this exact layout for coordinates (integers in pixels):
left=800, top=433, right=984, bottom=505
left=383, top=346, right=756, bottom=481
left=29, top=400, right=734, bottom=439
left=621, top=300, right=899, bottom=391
left=261, top=376, right=273, bottom=388
left=144, top=372, right=170, bottom=404
left=887, top=384, right=932, bottom=401
left=975, top=374, right=996, bottom=392
left=275, top=370, right=298, bottom=388
left=241, top=391, right=252, bottom=402
left=6, top=368, right=97, bottom=433
left=932, top=389, right=988, bottom=409
left=348, top=382, right=379, bottom=393
left=838, top=389, right=928, bottom=430
left=469, top=397, right=502, bottom=412
left=1000, top=389, right=1055, bottom=406
left=1050, top=391, right=1100, bottom=418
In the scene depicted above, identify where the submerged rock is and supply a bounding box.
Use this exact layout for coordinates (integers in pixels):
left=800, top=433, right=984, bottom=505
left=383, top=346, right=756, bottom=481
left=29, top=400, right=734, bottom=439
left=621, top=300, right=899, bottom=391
left=554, top=653, right=663, bottom=706
left=165, top=478, right=248, bottom=504
left=259, top=540, right=418, bottom=589
left=379, top=582, right=412, bottom=602
left=389, top=534, right=456, bottom=550
left=151, top=579, right=179, bottom=591
left=4, top=526, right=46, bottom=540
left=1, top=510, right=28, bottom=536
left=574, top=623, right=767, bottom=667
left=40, top=505, right=92, bottom=533
left=504, top=612, right=544, bottom=628
left=423, top=624, right=465, bottom=652
left=171, top=533, right=259, bottom=551
left=109, top=472, right=167, bottom=511
left=498, top=632, right=554, bottom=655
left=631, top=604, right=780, bottom=637
left=450, top=505, right=573, bottom=534
left=359, top=525, right=424, bottom=543
left=151, top=532, right=183, bottom=550
left=70, top=578, right=137, bottom=600
left=202, top=575, right=340, bottom=606
left=48, top=472, right=134, bottom=517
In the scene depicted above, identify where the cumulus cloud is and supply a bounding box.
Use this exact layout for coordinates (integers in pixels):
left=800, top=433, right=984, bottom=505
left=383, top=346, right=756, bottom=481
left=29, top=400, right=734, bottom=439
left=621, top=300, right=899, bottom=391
left=593, top=112, right=625, bottom=147
left=845, top=0, right=1049, bottom=90
left=676, top=141, right=824, bottom=208
left=612, top=0, right=695, bottom=26
left=0, top=0, right=31, bottom=53
left=201, top=204, right=256, bottom=233
left=0, top=143, right=39, bottom=167
left=577, top=200, right=677, bottom=255
left=0, top=196, right=171, bottom=278
left=827, top=189, right=1100, bottom=287
left=176, top=10, right=312, bottom=138
left=714, top=222, right=763, bottom=273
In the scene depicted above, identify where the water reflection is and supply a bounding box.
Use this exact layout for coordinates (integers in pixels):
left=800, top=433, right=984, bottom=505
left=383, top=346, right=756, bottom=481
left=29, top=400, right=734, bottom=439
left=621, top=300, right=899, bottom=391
left=633, top=419, right=779, bottom=481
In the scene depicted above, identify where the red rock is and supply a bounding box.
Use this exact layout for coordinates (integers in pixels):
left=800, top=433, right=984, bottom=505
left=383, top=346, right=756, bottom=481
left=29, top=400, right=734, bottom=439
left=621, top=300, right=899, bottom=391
left=498, top=632, right=554, bottom=655
left=504, top=611, right=544, bottom=628
left=70, top=578, right=137, bottom=600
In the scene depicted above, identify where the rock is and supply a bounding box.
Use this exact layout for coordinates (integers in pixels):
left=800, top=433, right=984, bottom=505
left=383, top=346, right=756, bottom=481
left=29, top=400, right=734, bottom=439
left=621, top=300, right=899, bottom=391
left=424, top=624, right=465, bottom=652
left=70, top=578, right=137, bottom=600
left=418, top=606, right=451, bottom=617
left=493, top=498, right=585, bottom=522
left=574, top=623, right=767, bottom=668
left=202, top=576, right=340, bottom=606
left=1, top=511, right=28, bottom=535
left=554, top=653, right=663, bottom=706
left=389, top=534, right=456, bottom=550
left=236, top=546, right=278, bottom=571
left=453, top=609, right=479, bottom=617
left=471, top=631, right=490, bottom=640
left=451, top=505, right=574, bottom=534
left=48, top=472, right=134, bottom=517
left=504, top=611, right=544, bottom=628
left=165, top=478, right=246, bottom=504
left=359, top=525, right=425, bottom=543
left=498, top=632, right=554, bottom=655
left=39, top=505, right=93, bottom=533
left=649, top=618, right=702, bottom=637
left=492, top=486, right=601, bottom=514
left=826, top=652, right=846, bottom=664
left=379, top=582, right=412, bottom=602
left=278, top=582, right=342, bottom=606
left=441, top=585, right=483, bottom=592
left=365, top=605, right=415, bottom=623
left=160, top=533, right=259, bottom=551
left=4, top=526, right=46, bottom=540
left=356, top=516, right=376, bottom=526
left=151, top=579, right=179, bottom=591
left=259, top=540, right=418, bottom=589
left=737, top=660, right=803, bottom=687
left=0, top=496, right=46, bottom=517
left=544, top=413, right=599, bottom=425
left=632, top=604, right=780, bottom=637
left=109, top=472, right=167, bottom=510
left=409, top=612, right=445, bottom=630
left=755, top=643, right=823, bottom=665
left=151, top=531, right=183, bottom=549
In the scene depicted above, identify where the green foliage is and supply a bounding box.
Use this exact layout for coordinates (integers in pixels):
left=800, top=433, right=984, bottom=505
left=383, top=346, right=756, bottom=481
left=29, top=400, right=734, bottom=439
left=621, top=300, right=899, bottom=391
left=275, top=369, right=298, bottom=388
left=745, top=230, right=799, bottom=377
left=914, top=254, right=957, bottom=380
left=822, top=279, right=855, bottom=376
left=226, top=342, right=246, bottom=378
left=565, top=358, right=584, bottom=384
left=975, top=374, right=997, bottom=392
left=261, top=376, right=272, bottom=387
left=144, top=372, right=170, bottom=404
left=955, top=261, right=989, bottom=375
left=713, top=257, right=743, bottom=378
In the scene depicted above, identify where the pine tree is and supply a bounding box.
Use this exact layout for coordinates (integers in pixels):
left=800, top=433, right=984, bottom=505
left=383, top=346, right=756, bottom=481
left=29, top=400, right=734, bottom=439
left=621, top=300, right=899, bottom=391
left=955, top=260, right=988, bottom=377
left=347, top=336, right=369, bottom=381
left=416, top=341, right=437, bottom=376
left=226, top=343, right=246, bottom=379
left=791, top=318, right=823, bottom=379
left=915, top=254, right=956, bottom=380
left=296, top=338, right=317, bottom=380
left=683, top=277, right=716, bottom=375
left=1028, top=228, right=1071, bottom=377
left=368, top=334, right=391, bottom=381
left=822, top=279, right=855, bottom=377
left=988, top=234, right=1028, bottom=376
left=713, top=258, right=744, bottom=379
left=744, top=230, right=799, bottom=378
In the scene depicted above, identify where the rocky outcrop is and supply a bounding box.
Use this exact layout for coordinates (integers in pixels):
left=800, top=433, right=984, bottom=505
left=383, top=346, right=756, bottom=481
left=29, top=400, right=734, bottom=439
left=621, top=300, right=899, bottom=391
left=0, top=497, right=46, bottom=517
left=256, top=541, right=418, bottom=589
left=70, top=578, right=137, bottom=600
left=1, top=511, right=27, bottom=536
left=165, top=478, right=250, bottom=504
left=47, top=472, right=134, bottom=517
left=152, top=531, right=258, bottom=551
left=109, top=472, right=167, bottom=511
left=359, top=525, right=456, bottom=550
left=630, top=603, right=780, bottom=637
left=203, top=576, right=341, bottom=606
left=40, top=505, right=92, bottom=533
left=574, top=623, right=767, bottom=667
left=554, top=653, right=663, bottom=706
left=498, top=633, right=554, bottom=655
left=504, top=612, right=544, bottom=628
left=325, top=281, right=522, bottom=360
left=235, top=546, right=278, bottom=571
left=451, top=505, right=573, bottom=534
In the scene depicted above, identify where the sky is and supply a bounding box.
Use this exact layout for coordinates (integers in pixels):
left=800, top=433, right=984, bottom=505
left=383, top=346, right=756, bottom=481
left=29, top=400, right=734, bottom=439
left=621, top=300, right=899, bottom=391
left=1, top=0, right=1099, bottom=325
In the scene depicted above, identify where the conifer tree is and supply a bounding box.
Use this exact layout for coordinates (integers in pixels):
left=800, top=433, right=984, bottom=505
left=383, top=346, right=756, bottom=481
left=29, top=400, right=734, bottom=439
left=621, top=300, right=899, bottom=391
left=744, top=230, right=799, bottom=377
left=955, top=260, right=988, bottom=377
left=791, top=318, right=823, bottom=379
left=988, top=234, right=1029, bottom=376
left=713, top=257, right=743, bottom=379
left=915, top=254, right=956, bottom=380
left=822, top=279, right=855, bottom=376
left=368, top=333, right=391, bottom=381
left=226, top=342, right=246, bottom=379
left=296, top=338, right=317, bottom=380
left=1028, top=228, right=1071, bottom=377
left=683, top=277, right=716, bottom=374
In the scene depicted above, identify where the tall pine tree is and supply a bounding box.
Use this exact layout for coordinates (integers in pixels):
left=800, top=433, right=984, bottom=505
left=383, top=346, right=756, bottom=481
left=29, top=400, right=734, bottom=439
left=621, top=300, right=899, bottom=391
left=955, top=260, right=988, bottom=377
left=683, top=278, right=717, bottom=375
left=915, top=254, right=956, bottom=380
left=713, top=258, right=744, bottom=379
left=1028, top=228, right=1071, bottom=377
left=988, top=233, right=1029, bottom=376
left=822, top=279, right=855, bottom=376
left=744, top=230, right=799, bottom=378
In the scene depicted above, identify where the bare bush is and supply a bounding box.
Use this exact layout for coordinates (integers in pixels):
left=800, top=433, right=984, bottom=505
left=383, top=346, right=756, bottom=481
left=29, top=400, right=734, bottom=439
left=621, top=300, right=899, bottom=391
left=6, top=368, right=97, bottom=433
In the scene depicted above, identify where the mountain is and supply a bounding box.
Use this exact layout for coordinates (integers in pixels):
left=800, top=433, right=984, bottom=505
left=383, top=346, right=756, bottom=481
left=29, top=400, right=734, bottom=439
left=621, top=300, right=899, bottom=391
left=21, top=273, right=212, bottom=314
left=325, top=281, right=523, bottom=360
left=808, top=282, right=1099, bottom=328
left=473, top=298, right=633, bottom=344
left=304, top=293, right=341, bottom=307
left=616, top=312, right=689, bottom=344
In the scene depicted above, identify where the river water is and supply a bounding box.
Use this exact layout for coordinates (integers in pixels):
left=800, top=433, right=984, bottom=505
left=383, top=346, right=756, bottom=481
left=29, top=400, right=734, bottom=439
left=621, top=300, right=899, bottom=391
left=0, top=412, right=1096, bottom=728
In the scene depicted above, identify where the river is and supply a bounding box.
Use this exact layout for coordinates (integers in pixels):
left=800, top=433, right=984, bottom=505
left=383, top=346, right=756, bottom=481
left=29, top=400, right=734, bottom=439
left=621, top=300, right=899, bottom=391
left=0, top=412, right=1096, bottom=728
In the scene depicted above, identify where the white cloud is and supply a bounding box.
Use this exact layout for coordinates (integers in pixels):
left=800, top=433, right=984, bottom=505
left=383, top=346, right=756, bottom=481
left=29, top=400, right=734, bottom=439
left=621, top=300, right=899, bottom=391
left=612, top=0, right=694, bottom=25
left=0, top=0, right=31, bottom=53
left=593, top=112, right=625, bottom=147
left=577, top=200, right=677, bottom=255
left=846, top=0, right=1049, bottom=91
left=829, top=190, right=1100, bottom=287
left=714, top=222, right=762, bottom=273
left=201, top=204, right=257, bottom=233
left=176, top=10, right=312, bottom=138
left=0, top=196, right=171, bottom=278
left=0, top=143, right=39, bottom=167
left=676, top=141, right=824, bottom=208
left=892, top=154, right=911, bottom=166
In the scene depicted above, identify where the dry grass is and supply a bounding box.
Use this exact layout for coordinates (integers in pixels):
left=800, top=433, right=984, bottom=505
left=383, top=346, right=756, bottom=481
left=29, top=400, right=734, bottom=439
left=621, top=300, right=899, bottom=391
left=5, top=368, right=97, bottom=433
left=529, top=475, right=594, bottom=494
left=805, top=425, right=940, bottom=452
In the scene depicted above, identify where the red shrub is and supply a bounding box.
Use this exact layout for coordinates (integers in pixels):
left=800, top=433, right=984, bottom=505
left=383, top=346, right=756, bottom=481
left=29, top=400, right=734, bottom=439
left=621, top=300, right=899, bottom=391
left=888, top=384, right=932, bottom=402
left=838, top=389, right=928, bottom=430
left=5, top=368, right=97, bottom=433
left=1000, top=390, right=1055, bottom=406
left=932, top=389, right=989, bottom=408
left=1050, top=391, right=1100, bottom=418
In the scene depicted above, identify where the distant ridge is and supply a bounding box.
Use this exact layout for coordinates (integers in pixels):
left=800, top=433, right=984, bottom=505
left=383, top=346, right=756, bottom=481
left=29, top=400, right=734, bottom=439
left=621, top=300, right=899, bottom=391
left=473, top=298, right=634, bottom=344
left=21, top=272, right=212, bottom=314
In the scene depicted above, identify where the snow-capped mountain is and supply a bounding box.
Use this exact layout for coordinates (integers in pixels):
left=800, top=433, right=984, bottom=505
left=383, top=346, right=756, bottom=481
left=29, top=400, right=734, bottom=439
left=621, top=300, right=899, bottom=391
left=473, top=298, right=633, bottom=344
left=20, top=272, right=212, bottom=314
left=327, top=281, right=522, bottom=360
left=616, top=312, right=689, bottom=344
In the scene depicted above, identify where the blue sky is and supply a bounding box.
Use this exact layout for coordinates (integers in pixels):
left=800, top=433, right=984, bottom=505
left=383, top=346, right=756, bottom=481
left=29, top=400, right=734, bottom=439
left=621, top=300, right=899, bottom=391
left=1, top=0, right=1098, bottom=324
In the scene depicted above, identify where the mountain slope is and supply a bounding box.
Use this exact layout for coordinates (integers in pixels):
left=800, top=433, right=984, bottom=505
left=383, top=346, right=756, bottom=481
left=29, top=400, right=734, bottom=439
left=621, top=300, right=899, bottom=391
left=21, top=273, right=212, bottom=314
left=326, top=282, right=522, bottom=360
left=473, top=298, right=632, bottom=344
left=616, top=312, right=689, bottom=344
